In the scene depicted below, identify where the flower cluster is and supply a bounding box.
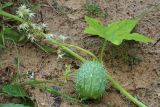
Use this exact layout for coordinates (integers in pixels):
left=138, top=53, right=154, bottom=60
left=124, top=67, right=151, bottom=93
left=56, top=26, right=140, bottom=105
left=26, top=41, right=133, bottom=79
left=16, top=5, right=34, bottom=19
left=16, top=5, right=68, bottom=59
left=16, top=5, right=69, bottom=43
left=16, top=5, right=48, bottom=42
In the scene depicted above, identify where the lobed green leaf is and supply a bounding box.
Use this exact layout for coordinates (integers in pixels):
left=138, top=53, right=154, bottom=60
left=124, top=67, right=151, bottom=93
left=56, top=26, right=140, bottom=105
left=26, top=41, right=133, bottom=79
left=84, top=16, right=107, bottom=37
left=84, top=16, right=154, bottom=45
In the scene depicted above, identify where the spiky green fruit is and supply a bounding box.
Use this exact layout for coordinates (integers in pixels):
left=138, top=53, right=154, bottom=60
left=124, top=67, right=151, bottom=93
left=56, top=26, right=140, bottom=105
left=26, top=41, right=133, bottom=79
left=76, top=61, right=107, bottom=99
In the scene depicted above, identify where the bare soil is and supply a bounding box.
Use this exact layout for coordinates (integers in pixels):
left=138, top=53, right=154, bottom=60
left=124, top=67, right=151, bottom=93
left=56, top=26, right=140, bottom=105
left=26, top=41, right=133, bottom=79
left=0, top=0, right=160, bottom=107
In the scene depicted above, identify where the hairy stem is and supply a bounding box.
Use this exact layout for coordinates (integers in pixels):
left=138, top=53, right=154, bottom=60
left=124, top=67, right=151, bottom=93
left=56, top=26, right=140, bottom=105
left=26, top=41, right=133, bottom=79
left=107, top=75, right=147, bottom=107
left=63, top=43, right=98, bottom=60
left=48, top=40, right=87, bottom=63
left=100, top=40, right=107, bottom=63
left=0, top=9, right=24, bottom=22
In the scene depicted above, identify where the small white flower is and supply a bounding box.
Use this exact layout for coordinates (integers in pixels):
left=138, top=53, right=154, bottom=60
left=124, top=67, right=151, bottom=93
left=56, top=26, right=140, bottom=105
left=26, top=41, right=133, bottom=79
left=57, top=53, right=65, bottom=60
left=27, top=33, right=33, bottom=39
left=59, top=35, right=68, bottom=42
left=27, top=33, right=36, bottom=42
left=31, top=23, right=42, bottom=30
left=45, top=33, right=54, bottom=40
left=18, top=22, right=29, bottom=30
left=16, top=10, right=23, bottom=18
left=41, top=23, right=48, bottom=28
left=27, top=71, right=35, bottom=79
left=20, top=5, right=26, bottom=9
left=16, top=5, right=31, bottom=18
left=30, top=72, right=35, bottom=79
left=30, top=36, right=36, bottom=42
left=31, top=23, right=37, bottom=29
left=57, top=49, right=65, bottom=60
left=36, top=26, right=42, bottom=30
left=29, top=12, right=36, bottom=19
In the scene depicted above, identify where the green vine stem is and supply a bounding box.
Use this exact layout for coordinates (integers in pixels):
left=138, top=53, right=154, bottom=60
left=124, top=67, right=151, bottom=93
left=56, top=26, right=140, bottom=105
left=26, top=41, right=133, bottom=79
left=0, top=9, right=24, bottom=22
left=107, top=75, right=147, bottom=107
left=47, top=40, right=87, bottom=62
left=0, top=9, right=147, bottom=107
left=62, top=43, right=98, bottom=60
left=100, top=40, right=107, bottom=63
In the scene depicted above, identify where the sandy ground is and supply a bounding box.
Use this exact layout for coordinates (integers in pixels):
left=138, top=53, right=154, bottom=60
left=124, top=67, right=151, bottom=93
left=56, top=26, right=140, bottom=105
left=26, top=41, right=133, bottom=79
left=0, top=0, right=160, bottom=107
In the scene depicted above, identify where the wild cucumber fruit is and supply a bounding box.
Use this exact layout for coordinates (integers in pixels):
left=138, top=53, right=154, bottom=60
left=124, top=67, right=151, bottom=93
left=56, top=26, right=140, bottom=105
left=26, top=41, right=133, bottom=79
left=76, top=61, right=107, bottom=99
